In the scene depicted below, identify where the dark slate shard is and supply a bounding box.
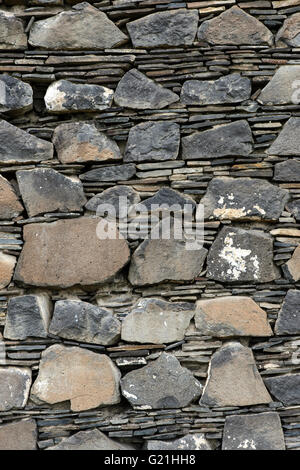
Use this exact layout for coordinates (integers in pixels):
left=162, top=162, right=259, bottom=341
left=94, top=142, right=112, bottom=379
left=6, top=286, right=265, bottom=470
left=16, top=168, right=86, bottom=218
left=126, top=9, right=198, bottom=48
left=287, top=199, right=300, bottom=221
left=182, top=121, right=253, bottom=160
left=134, top=187, right=196, bottom=214
left=258, top=66, right=300, bottom=105
left=121, top=352, right=202, bottom=409
left=274, top=290, right=300, bottom=335
left=0, top=75, right=33, bottom=115
left=0, top=11, right=27, bottom=50
left=80, top=164, right=136, bottom=182
left=201, top=177, right=289, bottom=221
left=264, top=374, right=300, bottom=406
left=207, top=226, right=279, bottom=283
left=222, top=412, right=285, bottom=450
left=267, top=117, right=300, bottom=155
left=181, top=74, right=251, bottom=106
left=124, top=121, right=180, bottom=162
left=146, top=434, right=213, bottom=450
left=49, top=299, right=121, bottom=346
left=0, top=120, right=53, bottom=164
left=85, top=185, right=140, bottom=217
left=47, top=429, right=134, bottom=450
left=274, top=159, right=300, bottom=182
left=114, top=69, right=179, bottom=110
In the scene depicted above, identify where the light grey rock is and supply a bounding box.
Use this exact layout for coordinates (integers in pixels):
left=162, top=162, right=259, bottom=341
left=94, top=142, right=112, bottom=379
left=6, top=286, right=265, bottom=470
left=264, top=374, right=300, bottom=406
left=276, top=12, right=300, bottom=47
left=0, top=75, right=32, bottom=115
left=267, top=117, right=300, bottom=155
left=258, top=66, right=300, bottom=105
left=274, top=159, right=300, bottom=182
left=0, top=11, right=27, bottom=50
left=80, top=164, right=136, bottom=182
left=286, top=199, right=300, bottom=221
left=0, top=367, right=32, bottom=411
left=47, top=429, right=134, bottom=450
left=146, top=433, right=214, bottom=450
left=85, top=185, right=140, bottom=217
left=0, top=419, right=37, bottom=450
left=274, top=290, right=300, bottom=335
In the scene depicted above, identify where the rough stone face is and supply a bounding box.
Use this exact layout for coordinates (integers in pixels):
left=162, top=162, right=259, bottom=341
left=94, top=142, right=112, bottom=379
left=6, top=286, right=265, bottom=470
left=124, top=121, right=180, bottom=162
left=200, top=342, right=272, bottom=407
left=222, top=413, right=285, bottom=450
left=0, top=175, right=23, bottom=219
left=182, top=121, right=253, bottom=160
left=283, top=246, right=300, bottom=282
left=44, top=80, right=114, bottom=113
left=0, top=120, right=53, bottom=164
left=181, top=74, right=251, bottom=105
left=0, top=252, right=16, bottom=289
left=287, top=199, right=300, bottom=221
left=197, top=6, right=273, bottom=46
left=29, top=2, right=127, bottom=50
left=0, top=419, right=37, bottom=450
left=0, top=367, right=32, bottom=411
left=127, top=9, right=198, bottom=48
left=0, top=75, right=33, bottom=115
left=4, top=294, right=51, bottom=341
left=207, top=227, right=279, bottom=283
left=16, top=168, right=86, bottom=217
left=201, top=177, right=289, bottom=221
left=274, top=159, right=300, bottom=181
left=121, top=352, right=202, bottom=409
left=195, top=297, right=272, bottom=338
left=31, top=344, right=121, bottom=411
left=274, top=290, right=300, bottom=334
left=85, top=185, right=140, bottom=217
left=134, top=187, right=196, bottom=214
left=47, top=429, right=134, bottom=450
left=0, top=11, right=27, bottom=50
left=14, top=217, right=130, bottom=288
left=121, top=298, right=195, bottom=344
left=265, top=374, right=300, bottom=406
left=267, top=117, right=300, bottom=155
left=146, top=434, right=213, bottom=450
left=114, top=69, right=179, bottom=109
left=80, top=164, right=136, bottom=182
left=258, top=66, right=300, bottom=105
left=49, top=300, right=121, bottom=346
left=52, top=121, right=122, bottom=164
left=276, top=13, right=300, bottom=47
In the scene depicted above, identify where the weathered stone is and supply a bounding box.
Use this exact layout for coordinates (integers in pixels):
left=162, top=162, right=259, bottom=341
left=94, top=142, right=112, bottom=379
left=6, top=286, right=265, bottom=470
left=121, top=298, right=195, bottom=344
left=52, top=121, right=121, bottom=164
left=258, top=66, right=300, bottom=105
left=85, top=185, right=140, bottom=217
left=181, top=74, right=251, bottom=106
left=195, top=297, right=272, bottom=338
left=0, top=120, right=53, bottom=164
left=267, top=117, right=300, bottom=155
left=14, top=217, right=130, bottom=288
left=146, top=434, right=213, bottom=450
left=287, top=199, right=300, bottom=221
left=222, top=412, right=285, bottom=450
left=80, top=164, right=136, bottom=182
left=207, top=227, right=279, bottom=283
left=44, top=80, right=113, bottom=113
left=0, top=75, right=32, bottom=115
left=29, top=2, right=127, bottom=50
left=0, top=252, right=16, bottom=289
left=274, top=290, right=300, bottom=334
left=265, top=374, right=300, bottom=406
left=283, top=246, right=300, bottom=282
left=200, top=342, right=272, bottom=407
left=0, top=175, right=23, bottom=219
left=127, top=9, right=198, bottom=48
left=0, top=419, right=37, bottom=450
left=114, top=69, right=179, bottom=109
left=0, top=11, right=27, bottom=50
left=182, top=121, right=253, bottom=160
left=121, top=352, right=202, bottom=409
left=16, top=168, right=86, bottom=218
left=197, top=6, right=273, bottom=46
left=4, top=294, right=51, bottom=341
left=0, top=367, right=32, bottom=411
left=276, top=13, right=300, bottom=47
left=134, top=187, right=196, bottom=214
left=201, top=177, right=289, bottom=221
left=47, top=429, right=134, bottom=450
left=274, top=159, right=300, bottom=182
left=49, top=300, right=121, bottom=346
left=124, top=121, right=180, bottom=162
left=31, top=344, right=121, bottom=411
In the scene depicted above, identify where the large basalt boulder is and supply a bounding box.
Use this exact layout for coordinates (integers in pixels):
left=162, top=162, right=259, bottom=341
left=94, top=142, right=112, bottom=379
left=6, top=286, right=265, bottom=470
left=0, top=11, right=27, bottom=50
left=0, top=252, right=16, bottom=289
left=0, top=367, right=32, bottom=411
left=274, top=159, right=300, bottom=182
left=267, top=117, right=300, bottom=155
left=80, top=164, right=136, bottom=182
left=0, top=175, right=23, bottom=219
left=275, top=290, right=300, bottom=334
left=276, top=12, right=300, bottom=47
left=264, top=374, right=300, bottom=406
left=258, top=66, right=300, bottom=105
left=0, top=420, right=37, bottom=450
left=146, top=434, right=214, bottom=450
left=47, top=429, right=134, bottom=450
left=0, top=75, right=32, bottom=115
left=85, top=185, right=140, bottom=217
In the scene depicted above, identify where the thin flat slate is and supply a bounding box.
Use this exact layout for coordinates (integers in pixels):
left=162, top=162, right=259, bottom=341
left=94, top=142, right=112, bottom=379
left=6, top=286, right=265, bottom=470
left=47, top=429, right=134, bottom=450
left=258, top=66, right=300, bottom=105
left=0, top=420, right=37, bottom=450
left=0, top=175, right=23, bottom=219
left=114, top=69, right=179, bottom=109
left=267, top=117, right=300, bottom=155
left=126, top=9, right=198, bottom=48
left=85, top=185, right=140, bottom=218
left=80, top=164, right=136, bottom=182
left=146, top=434, right=213, bottom=450
left=181, top=74, right=251, bottom=106
left=0, top=75, right=32, bottom=115
left=264, top=374, right=300, bottom=406
left=283, top=246, right=300, bottom=282
left=0, top=11, right=27, bottom=50
left=274, top=159, right=300, bottom=182
left=276, top=12, right=300, bottom=47
left=274, top=289, right=300, bottom=334
left=0, top=367, right=32, bottom=411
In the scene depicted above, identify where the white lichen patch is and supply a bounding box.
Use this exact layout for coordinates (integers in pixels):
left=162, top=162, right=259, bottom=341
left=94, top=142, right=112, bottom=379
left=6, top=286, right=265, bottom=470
left=122, top=390, right=137, bottom=400
left=44, top=82, right=66, bottom=112
left=219, top=233, right=253, bottom=280
left=237, top=439, right=256, bottom=450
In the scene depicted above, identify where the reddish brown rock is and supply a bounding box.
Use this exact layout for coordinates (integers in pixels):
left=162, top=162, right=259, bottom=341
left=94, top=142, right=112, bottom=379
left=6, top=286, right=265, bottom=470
left=0, top=252, right=16, bottom=289
left=0, top=175, right=23, bottom=220
left=0, top=419, right=37, bottom=450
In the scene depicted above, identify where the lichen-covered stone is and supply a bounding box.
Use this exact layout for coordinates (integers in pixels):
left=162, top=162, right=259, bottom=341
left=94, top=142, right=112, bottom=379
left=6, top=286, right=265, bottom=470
left=146, top=434, right=214, bottom=450
left=47, top=429, right=134, bottom=450
left=274, top=289, right=300, bottom=334
left=276, top=12, right=300, bottom=47
left=0, top=367, right=32, bottom=411
left=267, top=117, right=300, bottom=155
left=0, top=11, right=27, bottom=50
left=0, top=75, right=32, bottom=115
left=80, top=164, right=136, bottom=182
left=274, top=159, right=300, bottom=181
left=0, top=252, right=16, bottom=289
left=85, top=185, right=140, bottom=217
left=258, top=66, right=300, bottom=105
left=0, top=175, right=23, bottom=219
left=264, top=374, right=300, bottom=406
left=0, top=419, right=37, bottom=450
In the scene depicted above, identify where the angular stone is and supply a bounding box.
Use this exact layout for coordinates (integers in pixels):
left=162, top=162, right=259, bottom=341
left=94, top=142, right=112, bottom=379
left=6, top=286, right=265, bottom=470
left=195, top=296, right=272, bottom=338
left=201, top=177, right=289, bottom=221
left=4, top=294, right=51, bottom=341
left=127, top=9, right=198, bottom=48
left=121, top=352, right=202, bottom=409
left=47, top=429, right=134, bottom=450
left=0, top=75, right=32, bottom=115
left=0, top=419, right=37, bottom=450
left=44, top=80, right=113, bottom=113
left=274, top=289, right=300, bottom=334
left=0, top=175, right=23, bottom=219
left=80, top=164, right=136, bottom=182
left=114, top=69, right=179, bottom=110
left=29, top=2, right=127, bottom=50
left=134, top=187, right=196, bottom=214
left=181, top=74, right=251, bottom=106
left=287, top=199, right=300, bottom=221
left=0, top=11, right=27, bottom=50
left=124, top=121, right=180, bottom=163
left=121, top=298, right=195, bottom=344
left=0, top=120, right=53, bottom=164
left=267, top=117, right=300, bottom=156
left=52, top=121, right=121, bottom=164
left=283, top=246, right=300, bottom=282
left=16, top=168, right=86, bottom=218
left=222, top=412, right=285, bottom=450
left=14, top=217, right=130, bottom=288
left=146, top=434, right=213, bottom=450
left=276, top=12, right=300, bottom=47
left=182, top=121, right=253, bottom=160
left=0, top=252, right=16, bottom=289
left=258, top=66, right=300, bottom=105
left=31, top=344, right=121, bottom=411
left=197, top=6, right=273, bottom=46
left=207, top=227, right=279, bottom=283
left=264, top=374, right=300, bottom=406
left=49, top=299, right=121, bottom=346
left=85, top=185, right=140, bottom=217
left=0, top=367, right=32, bottom=411
left=200, top=342, right=272, bottom=407
left=274, top=159, right=300, bottom=182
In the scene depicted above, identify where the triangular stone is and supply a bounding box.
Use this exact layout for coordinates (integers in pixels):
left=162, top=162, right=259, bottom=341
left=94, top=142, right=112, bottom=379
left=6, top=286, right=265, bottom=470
left=267, top=117, right=300, bottom=155
left=258, top=66, right=300, bottom=105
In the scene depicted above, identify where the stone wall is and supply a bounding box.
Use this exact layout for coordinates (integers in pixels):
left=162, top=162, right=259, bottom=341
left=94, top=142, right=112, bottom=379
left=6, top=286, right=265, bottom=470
left=0, top=0, right=299, bottom=451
